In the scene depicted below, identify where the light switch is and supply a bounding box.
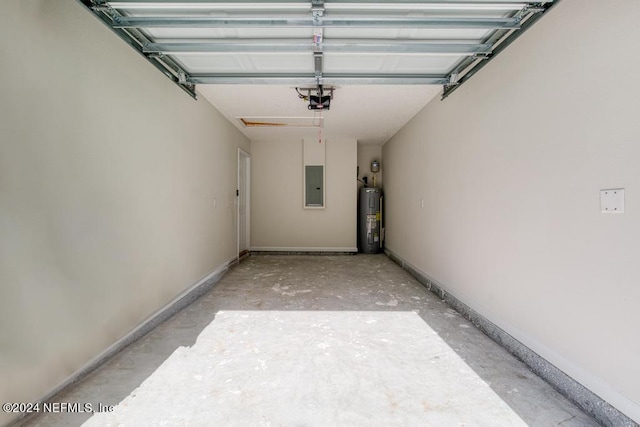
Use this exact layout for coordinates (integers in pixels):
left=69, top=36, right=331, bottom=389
left=600, top=189, right=624, bottom=213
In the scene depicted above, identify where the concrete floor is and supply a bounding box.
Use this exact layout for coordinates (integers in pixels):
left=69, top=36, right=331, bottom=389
left=25, top=254, right=599, bottom=426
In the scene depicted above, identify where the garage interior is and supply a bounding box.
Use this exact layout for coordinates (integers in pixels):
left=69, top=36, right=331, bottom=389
left=26, top=255, right=600, bottom=426
left=1, top=1, right=639, bottom=426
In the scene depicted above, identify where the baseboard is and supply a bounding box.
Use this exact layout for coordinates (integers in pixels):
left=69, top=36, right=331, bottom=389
left=385, top=248, right=639, bottom=427
left=6, top=256, right=237, bottom=427
left=238, top=250, right=251, bottom=262
left=251, top=246, right=358, bottom=253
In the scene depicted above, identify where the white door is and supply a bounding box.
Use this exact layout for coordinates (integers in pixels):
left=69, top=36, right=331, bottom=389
left=238, top=149, right=250, bottom=257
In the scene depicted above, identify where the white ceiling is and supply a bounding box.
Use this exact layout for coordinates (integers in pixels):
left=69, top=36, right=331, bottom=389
left=198, top=84, right=442, bottom=145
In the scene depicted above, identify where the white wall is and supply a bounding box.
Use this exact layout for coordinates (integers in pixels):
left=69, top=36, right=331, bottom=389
left=0, top=1, right=250, bottom=423
left=251, top=138, right=357, bottom=251
left=357, top=144, right=383, bottom=189
left=382, top=0, right=640, bottom=421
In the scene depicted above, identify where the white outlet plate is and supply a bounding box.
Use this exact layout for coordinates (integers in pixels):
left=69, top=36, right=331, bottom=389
left=600, top=188, right=624, bottom=213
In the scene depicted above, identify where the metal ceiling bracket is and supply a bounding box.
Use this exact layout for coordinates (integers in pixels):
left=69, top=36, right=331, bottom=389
left=314, top=52, right=324, bottom=85
left=90, top=0, right=116, bottom=16
left=91, top=5, right=111, bottom=12
left=311, top=0, right=325, bottom=22
left=178, top=70, right=187, bottom=85
left=519, top=6, right=546, bottom=17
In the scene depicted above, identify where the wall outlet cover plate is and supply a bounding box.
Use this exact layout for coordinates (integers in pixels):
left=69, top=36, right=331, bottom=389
left=600, top=188, right=624, bottom=213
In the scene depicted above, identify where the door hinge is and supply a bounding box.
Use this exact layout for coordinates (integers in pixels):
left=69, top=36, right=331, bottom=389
left=236, top=189, right=239, bottom=196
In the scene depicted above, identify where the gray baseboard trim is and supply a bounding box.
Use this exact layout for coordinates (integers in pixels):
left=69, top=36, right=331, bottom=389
left=6, top=257, right=238, bottom=427
left=238, top=250, right=251, bottom=263
left=251, top=251, right=357, bottom=256
left=250, top=246, right=358, bottom=253
left=385, top=249, right=637, bottom=427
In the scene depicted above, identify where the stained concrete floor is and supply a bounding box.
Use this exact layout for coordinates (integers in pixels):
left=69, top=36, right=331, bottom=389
left=25, top=254, right=599, bottom=426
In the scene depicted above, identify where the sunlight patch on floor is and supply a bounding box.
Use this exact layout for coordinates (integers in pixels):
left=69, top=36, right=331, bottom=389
left=84, top=310, right=526, bottom=426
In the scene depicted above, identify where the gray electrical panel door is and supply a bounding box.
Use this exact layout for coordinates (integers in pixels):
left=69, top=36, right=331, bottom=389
left=305, top=165, right=323, bottom=207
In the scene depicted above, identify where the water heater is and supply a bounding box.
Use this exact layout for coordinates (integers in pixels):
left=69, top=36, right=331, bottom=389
left=359, top=187, right=383, bottom=254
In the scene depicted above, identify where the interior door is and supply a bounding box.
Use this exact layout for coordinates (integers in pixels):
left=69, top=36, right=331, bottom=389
left=238, top=150, right=250, bottom=257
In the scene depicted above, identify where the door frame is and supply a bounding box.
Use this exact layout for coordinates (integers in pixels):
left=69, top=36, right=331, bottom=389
left=237, top=148, right=251, bottom=259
